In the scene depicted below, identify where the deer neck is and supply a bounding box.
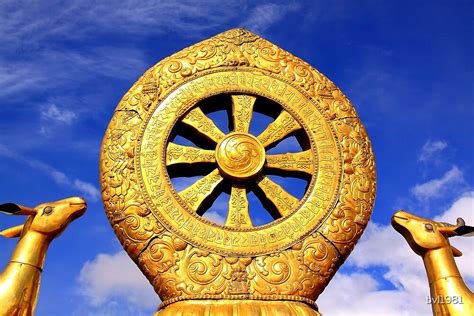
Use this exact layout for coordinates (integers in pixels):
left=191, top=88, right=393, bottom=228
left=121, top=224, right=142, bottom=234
left=10, top=230, right=50, bottom=269
left=422, top=246, right=473, bottom=315
left=0, top=230, right=51, bottom=315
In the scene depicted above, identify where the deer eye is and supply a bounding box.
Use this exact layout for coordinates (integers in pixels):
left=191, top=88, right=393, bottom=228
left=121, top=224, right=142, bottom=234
left=424, top=223, right=434, bottom=232
left=42, top=206, right=54, bottom=216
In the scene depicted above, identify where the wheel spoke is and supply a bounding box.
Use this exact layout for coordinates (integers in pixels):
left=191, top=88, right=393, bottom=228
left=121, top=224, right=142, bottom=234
left=226, top=183, right=252, bottom=227
left=181, top=107, right=226, bottom=144
left=257, top=110, right=302, bottom=148
left=178, top=169, right=223, bottom=212
left=256, top=175, right=299, bottom=217
left=265, top=150, right=314, bottom=175
left=232, top=95, right=256, bottom=133
left=166, top=142, right=216, bottom=166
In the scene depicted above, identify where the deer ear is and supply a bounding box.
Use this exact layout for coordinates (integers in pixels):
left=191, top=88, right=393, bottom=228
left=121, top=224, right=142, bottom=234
left=0, top=203, right=36, bottom=216
left=454, top=225, right=474, bottom=237
left=451, top=245, right=463, bottom=257
left=0, top=224, right=24, bottom=238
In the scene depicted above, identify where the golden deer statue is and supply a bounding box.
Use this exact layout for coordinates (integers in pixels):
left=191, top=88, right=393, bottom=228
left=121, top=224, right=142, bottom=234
left=0, top=197, right=86, bottom=316
left=392, top=210, right=474, bottom=316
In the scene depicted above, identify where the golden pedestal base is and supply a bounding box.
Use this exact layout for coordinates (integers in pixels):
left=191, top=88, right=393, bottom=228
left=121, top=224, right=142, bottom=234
left=155, top=300, right=321, bottom=316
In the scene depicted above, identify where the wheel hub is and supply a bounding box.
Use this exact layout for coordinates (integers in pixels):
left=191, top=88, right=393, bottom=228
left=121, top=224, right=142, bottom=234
left=215, top=132, right=265, bottom=181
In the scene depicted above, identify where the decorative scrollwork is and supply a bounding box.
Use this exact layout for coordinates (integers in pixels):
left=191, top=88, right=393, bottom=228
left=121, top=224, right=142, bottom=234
left=100, top=28, right=376, bottom=315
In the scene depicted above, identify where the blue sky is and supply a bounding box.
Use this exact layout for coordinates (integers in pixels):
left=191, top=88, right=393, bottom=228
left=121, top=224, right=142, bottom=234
left=0, top=1, right=472, bottom=315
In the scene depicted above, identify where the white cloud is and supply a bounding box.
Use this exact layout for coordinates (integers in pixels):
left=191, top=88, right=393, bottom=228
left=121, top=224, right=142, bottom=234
left=0, top=144, right=100, bottom=201
left=0, top=63, right=51, bottom=98
left=71, top=302, right=152, bottom=316
left=73, top=179, right=100, bottom=202
left=50, top=170, right=69, bottom=184
left=41, top=104, right=77, bottom=125
left=0, top=0, right=300, bottom=94
left=318, top=192, right=474, bottom=315
left=0, top=3, right=291, bottom=131
left=240, top=3, right=300, bottom=34
left=78, top=251, right=159, bottom=309
left=0, top=1, right=297, bottom=45
left=319, top=272, right=419, bottom=316
left=47, top=47, right=149, bottom=81
left=0, top=47, right=148, bottom=98
left=418, top=140, right=448, bottom=162
left=85, top=0, right=241, bottom=35
left=0, top=1, right=238, bottom=49
left=0, top=2, right=299, bottom=101
left=411, top=166, right=464, bottom=200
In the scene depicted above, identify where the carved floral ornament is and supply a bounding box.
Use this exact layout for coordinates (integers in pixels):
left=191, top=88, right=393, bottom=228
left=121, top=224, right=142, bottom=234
left=100, top=28, right=376, bottom=314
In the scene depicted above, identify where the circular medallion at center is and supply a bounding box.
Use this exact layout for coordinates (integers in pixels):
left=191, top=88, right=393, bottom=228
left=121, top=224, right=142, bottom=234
left=215, top=132, right=265, bottom=181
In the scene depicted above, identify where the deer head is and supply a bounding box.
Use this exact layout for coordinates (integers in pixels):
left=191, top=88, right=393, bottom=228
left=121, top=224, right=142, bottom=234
left=392, top=210, right=474, bottom=257
left=0, top=196, right=87, bottom=240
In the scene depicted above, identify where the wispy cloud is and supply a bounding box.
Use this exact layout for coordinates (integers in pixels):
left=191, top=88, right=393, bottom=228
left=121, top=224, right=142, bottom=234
left=41, top=104, right=77, bottom=125
left=0, top=0, right=243, bottom=48
left=0, top=47, right=148, bottom=98
left=0, top=0, right=296, bottom=44
left=0, top=1, right=299, bottom=102
left=418, top=140, right=448, bottom=162
left=318, top=192, right=474, bottom=315
left=73, top=180, right=100, bottom=202
left=411, top=165, right=465, bottom=201
left=0, top=0, right=301, bottom=134
left=0, top=144, right=100, bottom=201
left=240, top=3, right=300, bottom=34
left=85, top=0, right=242, bottom=36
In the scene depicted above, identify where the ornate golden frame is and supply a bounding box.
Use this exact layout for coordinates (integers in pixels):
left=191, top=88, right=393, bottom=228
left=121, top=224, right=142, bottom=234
left=100, top=28, right=376, bottom=313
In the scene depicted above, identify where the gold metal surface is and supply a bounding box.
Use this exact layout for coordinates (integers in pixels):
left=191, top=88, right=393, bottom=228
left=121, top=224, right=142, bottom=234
left=0, top=197, right=86, bottom=316
left=392, top=211, right=474, bottom=316
left=137, top=69, right=344, bottom=256
left=216, top=132, right=265, bottom=181
left=155, top=300, right=321, bottom=315
left=100, top=28, right=377, bottom=314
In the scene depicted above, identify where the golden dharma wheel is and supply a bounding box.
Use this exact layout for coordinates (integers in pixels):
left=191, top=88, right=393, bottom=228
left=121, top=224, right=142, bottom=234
left=100, top=28, right=376, bottom=315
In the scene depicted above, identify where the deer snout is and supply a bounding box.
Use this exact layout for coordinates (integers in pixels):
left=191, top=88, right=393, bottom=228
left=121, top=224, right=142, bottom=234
left=391, top=210, right=410, bottom=225
left=391, top=211, right=413, bottom=237
left=59, top=197, right=87, bottom=221
left=66, top=196, right=87, bottom=206
left=72, top=203, right=86, bottom=217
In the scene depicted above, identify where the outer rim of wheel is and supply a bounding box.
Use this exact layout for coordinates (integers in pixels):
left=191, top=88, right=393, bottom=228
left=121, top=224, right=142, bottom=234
left=135, top=68, right=343, bottom=256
